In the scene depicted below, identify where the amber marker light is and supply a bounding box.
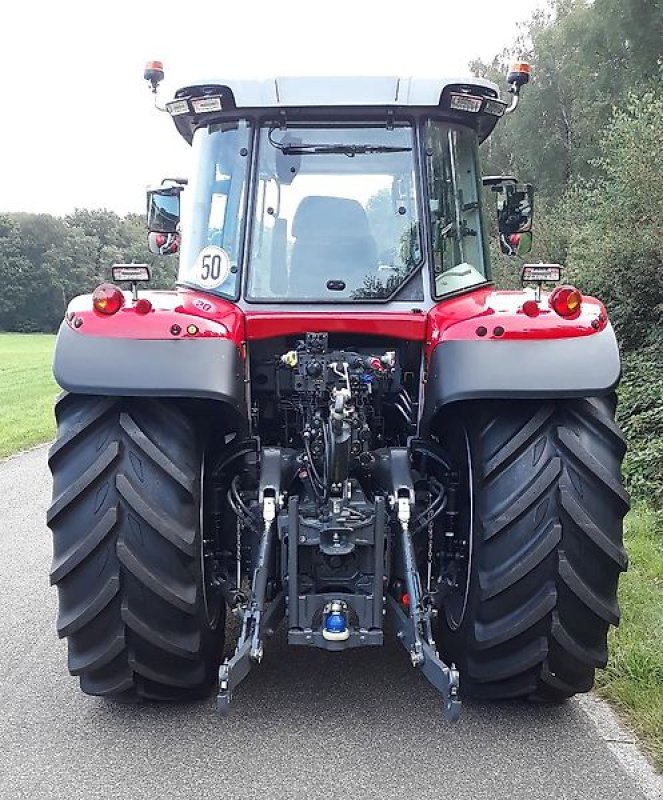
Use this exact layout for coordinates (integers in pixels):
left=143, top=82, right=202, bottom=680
left=92, top=283, right=124, bottom=316
left=144, top=60, right=164, bottom=90
left=549, top=285, right=582, bottom=319
left=507, top=61, right=531, bottom=86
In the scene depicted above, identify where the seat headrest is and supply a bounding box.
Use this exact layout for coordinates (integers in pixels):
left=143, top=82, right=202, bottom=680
left=292, top=196, right=370, bottom=238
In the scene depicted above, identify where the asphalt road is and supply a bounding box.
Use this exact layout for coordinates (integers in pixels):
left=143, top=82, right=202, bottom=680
left=0, top=446, right=659, bottom=800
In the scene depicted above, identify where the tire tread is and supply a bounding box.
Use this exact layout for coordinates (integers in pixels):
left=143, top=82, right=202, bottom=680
left=437, top=394, right=628, bottom=702
left=47, top=396, right=225, bottom=702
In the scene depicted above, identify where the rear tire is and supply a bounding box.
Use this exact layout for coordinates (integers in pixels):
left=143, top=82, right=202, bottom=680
left=436, top=395, right=629, bottom=701
left=47, top=394, right=225, bottom=701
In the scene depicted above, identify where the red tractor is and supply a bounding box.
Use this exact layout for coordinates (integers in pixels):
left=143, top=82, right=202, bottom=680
left=47, top=62, right=629, bottom=719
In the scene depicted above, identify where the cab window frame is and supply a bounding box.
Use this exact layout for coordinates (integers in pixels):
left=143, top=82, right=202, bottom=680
left=243, top=114, right=427, bottom=304
left=423, top=118, right=493, bottom=301
left=176, top=118, right=254, bottom=302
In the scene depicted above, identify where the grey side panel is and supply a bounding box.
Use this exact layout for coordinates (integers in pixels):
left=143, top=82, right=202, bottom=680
left=53, top=323, right=245, bottom=413
left=424, top=324, right=621, bottom=420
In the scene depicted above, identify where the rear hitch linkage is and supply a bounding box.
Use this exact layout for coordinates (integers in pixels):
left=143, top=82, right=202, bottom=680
left=389, top=484, right=461, bottom=721
left=217, top=483, right=285, bottom=715
left=217, top=447, right=461, bottom=721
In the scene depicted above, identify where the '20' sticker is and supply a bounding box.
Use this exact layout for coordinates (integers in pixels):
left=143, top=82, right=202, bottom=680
left=194, top=246, right=231, bottom=289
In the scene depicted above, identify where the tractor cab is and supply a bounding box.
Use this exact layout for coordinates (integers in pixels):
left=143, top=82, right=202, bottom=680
left=146, top=71, right=531, bottom=309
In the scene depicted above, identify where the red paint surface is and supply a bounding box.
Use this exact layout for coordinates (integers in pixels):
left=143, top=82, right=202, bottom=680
left=64, top=286, right=609, bottom=361
left=65, top=289, right=246, bottom=350
left=242, top=310, right=428, bottom=341
left=425, top=288, right=608, bottom=358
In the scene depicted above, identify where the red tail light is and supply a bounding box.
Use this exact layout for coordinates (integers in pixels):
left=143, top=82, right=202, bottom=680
left=549, top=285, right=582, bottom=319
left=521, top=299, right=540, bottom=318
left=92, top=283, right=125, bottom=315
left=134, top=298, right=153, bottom=315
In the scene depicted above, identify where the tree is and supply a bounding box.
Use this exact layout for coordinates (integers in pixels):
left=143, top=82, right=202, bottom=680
left=0, top=210, right=176, bottom=332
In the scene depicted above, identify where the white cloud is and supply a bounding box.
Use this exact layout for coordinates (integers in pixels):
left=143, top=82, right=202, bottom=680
left=0, top=0, right=543, bottom=216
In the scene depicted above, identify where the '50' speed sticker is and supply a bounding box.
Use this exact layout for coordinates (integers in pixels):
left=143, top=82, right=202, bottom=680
left=194, top=246, right=231, bottom=289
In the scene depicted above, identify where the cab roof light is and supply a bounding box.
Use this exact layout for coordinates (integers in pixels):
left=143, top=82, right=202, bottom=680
left=484, top=97, right=508, bottom=117
left=166, top=99, right=190, bottom=116
left=449, top=93, right=484, bottom=113
left=190, top=95, right=223, bottom=114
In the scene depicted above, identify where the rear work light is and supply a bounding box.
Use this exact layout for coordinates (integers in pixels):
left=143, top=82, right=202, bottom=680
left=522, top=263, right=562, bottom=301
left=549, top=285, right=582, bottom=319
left=111, top=264, right=151, bottom=283
left=522, top=264, right=562, bottom=283
left=191, top=96, right=223, bottom=113
left=92, top=284, right=125, bottom=315
left=166, top=99, right=190, bottom=116
left=483, top=98, right=508, bottom=117
left=449, top=93, right=483, bottom=113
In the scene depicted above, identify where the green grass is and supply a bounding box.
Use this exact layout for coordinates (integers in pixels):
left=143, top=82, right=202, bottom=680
left=0, top=333, right=57, bottom=458
left=595, top=504, right=663, bottom=771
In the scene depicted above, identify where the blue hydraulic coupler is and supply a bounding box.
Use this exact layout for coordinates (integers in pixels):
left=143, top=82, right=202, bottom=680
left=326, top=611, right=346, bottom=633
left=323, top=601, right=350, bottom=641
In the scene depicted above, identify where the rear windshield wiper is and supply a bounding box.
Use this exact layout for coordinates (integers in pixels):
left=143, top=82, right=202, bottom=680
left=277, top=143, right=412, bottom=156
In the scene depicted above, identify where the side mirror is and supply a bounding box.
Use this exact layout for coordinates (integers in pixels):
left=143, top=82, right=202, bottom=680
left=146, top=186, right=182, bottom=233
left=489, top=180, right=534, bottom=257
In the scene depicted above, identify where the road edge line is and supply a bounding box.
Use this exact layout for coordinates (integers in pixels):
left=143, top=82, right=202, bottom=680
left=578, top=693, right=663, bottom=800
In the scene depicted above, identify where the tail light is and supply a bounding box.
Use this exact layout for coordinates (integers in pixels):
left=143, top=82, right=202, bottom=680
left=521, top=299, right=540, bottom=318
left=549, top=285, right=582, bottom=319
left=134, top=298, right=153, bottom=315
left=92, top=283, right=125, bottom=315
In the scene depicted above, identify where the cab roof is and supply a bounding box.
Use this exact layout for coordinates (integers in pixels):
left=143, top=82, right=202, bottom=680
left=174, top=75, right=501, bottom=108
left=169, top=75, right=504, bottom=144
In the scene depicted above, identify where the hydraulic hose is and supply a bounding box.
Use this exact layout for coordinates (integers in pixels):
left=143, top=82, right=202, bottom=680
left=410, top=438, right=453, bottom=475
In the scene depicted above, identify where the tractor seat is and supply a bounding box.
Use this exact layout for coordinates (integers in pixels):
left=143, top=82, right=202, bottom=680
left=289, top=196, right=377, bottom=297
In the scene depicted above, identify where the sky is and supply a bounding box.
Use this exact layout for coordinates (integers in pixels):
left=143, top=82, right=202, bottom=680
left=1, top=0, right=545, bottom=216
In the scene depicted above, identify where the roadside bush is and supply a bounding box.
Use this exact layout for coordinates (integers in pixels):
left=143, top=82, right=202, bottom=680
left=619, top=345, right=663, bottom=507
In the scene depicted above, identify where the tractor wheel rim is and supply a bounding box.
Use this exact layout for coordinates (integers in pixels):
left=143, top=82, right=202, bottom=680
left=445, top=426, right=473, bottom=631
left=200, top=453, right=223, bottom=628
